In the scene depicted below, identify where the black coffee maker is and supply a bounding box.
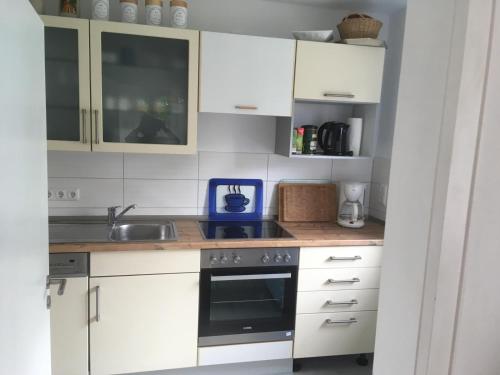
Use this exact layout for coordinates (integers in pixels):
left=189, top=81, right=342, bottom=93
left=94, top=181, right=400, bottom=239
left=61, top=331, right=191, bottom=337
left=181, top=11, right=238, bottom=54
left=318, top=122, right=353, bottom=156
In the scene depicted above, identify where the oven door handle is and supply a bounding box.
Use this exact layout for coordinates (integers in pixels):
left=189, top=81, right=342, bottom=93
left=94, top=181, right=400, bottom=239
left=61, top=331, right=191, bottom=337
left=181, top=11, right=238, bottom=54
left=211, top=273, right=292, bottom=281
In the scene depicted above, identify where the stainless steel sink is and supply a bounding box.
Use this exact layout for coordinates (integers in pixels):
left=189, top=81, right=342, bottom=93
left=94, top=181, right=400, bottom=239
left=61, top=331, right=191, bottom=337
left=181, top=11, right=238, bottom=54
left=109, top=222, right=177, bottom=242
left=49, top=221, right=178, bottom=243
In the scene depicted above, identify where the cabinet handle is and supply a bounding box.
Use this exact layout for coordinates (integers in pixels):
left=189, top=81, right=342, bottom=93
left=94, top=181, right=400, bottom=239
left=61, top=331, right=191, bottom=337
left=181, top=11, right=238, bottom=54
left=95, top=285, right=101, bottom=322
left=46, top=277, right=67, bottom=296
left=93, top=110, right=100, bottom=144
left=81, top=109, right=87, bottom=144
left=328, top=255, right=362, bottom=261
left=326, top=299, right=358, bottom=306
left=235, top=105, right=258, bottom=110
left=323, top=92, right=355, bottom=98
left=327, top=277, right=360, bottom=284
left=325, top=318, right=357, bottom=325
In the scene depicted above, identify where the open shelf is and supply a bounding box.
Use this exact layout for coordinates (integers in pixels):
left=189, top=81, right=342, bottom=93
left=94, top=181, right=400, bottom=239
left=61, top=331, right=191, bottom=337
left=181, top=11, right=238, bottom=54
left=275, top=101, right=378, bottom=159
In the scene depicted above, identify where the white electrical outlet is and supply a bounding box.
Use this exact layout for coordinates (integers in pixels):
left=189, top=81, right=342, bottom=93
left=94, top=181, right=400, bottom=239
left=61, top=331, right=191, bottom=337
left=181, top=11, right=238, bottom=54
left=49, top=188, right=80, bottom=201
left=67, top=188, right=80, bottom=201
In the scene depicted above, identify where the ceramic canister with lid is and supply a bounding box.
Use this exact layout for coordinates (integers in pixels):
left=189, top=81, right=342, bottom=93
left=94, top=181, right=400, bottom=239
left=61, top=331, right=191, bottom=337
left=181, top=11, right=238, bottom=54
left=146, top=0, right=163, bottom=26
left=92, top=0, right=109, bottom=20
left=60, top=0, right=79, bottom=17
left=120, top=0, right=138, bottom=23
left=170, top=0, right=188, bottom=28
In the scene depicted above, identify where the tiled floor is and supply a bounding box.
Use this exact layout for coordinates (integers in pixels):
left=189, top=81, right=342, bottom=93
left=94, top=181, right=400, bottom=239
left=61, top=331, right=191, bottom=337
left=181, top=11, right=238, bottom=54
left=292, top=355, right=373, bottom=375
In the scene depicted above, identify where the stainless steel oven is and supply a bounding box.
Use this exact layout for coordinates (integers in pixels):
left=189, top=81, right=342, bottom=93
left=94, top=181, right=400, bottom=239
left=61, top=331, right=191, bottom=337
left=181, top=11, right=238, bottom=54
left=198, top=247, right=299, bottom=347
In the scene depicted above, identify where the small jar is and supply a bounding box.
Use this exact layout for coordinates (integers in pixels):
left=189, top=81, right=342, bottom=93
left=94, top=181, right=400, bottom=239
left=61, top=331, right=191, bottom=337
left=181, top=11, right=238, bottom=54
left=146, top=0, right=163, bottom=26
left=59, top=0, right=79, bottom=18
left=302, top=125, right=318, bottom=154
left=92, top=0, right=109, bottom=20
left=120, top=0, right=138, bottom=24
left=170, top=0, right=188, bottom=28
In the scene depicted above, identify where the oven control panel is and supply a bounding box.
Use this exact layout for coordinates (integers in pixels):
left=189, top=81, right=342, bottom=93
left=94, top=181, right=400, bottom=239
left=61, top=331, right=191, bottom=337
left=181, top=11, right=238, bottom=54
left=201, top=247, right=299, bottom=268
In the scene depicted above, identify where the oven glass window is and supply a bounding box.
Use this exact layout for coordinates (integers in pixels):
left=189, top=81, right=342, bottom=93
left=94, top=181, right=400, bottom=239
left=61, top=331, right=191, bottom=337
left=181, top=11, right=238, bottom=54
left=210, top=276, right=286, bottom=321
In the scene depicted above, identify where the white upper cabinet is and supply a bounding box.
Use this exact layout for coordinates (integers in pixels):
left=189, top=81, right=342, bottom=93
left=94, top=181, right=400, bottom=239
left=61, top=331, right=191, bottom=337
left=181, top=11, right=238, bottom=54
left=42, top=16, right=91, bottom=152
left=199, top=32, right=296, bottom=116
left=294, top=41, right=386, bottom=104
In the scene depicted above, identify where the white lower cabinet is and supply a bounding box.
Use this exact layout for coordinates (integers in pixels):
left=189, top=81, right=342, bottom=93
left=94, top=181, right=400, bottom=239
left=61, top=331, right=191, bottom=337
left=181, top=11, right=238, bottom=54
left=50, top=277, right=89, bottom=375
left=296, top=289, right=379, bottom=314
left=89, top=273, right=199, bottom=375
left=294, top=311, right=378, bottom=358
left=294, top=246, right=382, bottom=359
left=298, top=267, right=381, bottom=291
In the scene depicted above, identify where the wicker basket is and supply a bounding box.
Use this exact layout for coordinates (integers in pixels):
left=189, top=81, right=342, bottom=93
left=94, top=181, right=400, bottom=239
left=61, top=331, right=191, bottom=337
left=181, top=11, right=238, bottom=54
left=337, top=13, right=383, bottom=39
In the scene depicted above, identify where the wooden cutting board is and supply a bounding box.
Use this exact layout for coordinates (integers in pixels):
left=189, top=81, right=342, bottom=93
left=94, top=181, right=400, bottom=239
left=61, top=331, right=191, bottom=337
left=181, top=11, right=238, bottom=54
left=278, top=183, right=337, bottom=222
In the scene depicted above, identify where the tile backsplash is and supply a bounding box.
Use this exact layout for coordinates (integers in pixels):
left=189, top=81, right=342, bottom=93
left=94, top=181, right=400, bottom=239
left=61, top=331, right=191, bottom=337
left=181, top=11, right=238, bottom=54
left=48, top=113, right=374, bottom=217
left=48, top=151, right=373, bottom=217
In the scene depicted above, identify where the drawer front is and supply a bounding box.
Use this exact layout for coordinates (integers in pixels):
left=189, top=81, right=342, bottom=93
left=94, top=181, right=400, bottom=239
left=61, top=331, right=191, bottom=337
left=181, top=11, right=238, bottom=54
left=300, top=246, right=382, bottom=269
left=294, top=311, right=377, bottom=358
left=298, top=267, right=380, bottom=291
left=90, top=249, right=200, bottom=276
left=297, top=289, right=379, bottom=314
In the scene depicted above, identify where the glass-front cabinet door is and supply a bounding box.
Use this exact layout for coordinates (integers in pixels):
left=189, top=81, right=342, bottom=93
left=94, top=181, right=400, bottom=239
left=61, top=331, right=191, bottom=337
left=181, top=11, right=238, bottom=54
left=42, top=16, right=91, bottom=151
left=90, top=21, right=199, bottom=154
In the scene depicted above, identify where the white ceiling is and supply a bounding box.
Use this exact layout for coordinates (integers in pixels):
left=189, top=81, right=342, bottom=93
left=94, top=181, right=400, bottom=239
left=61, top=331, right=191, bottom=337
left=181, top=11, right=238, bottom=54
left=264, top=0, right=407, bottom=12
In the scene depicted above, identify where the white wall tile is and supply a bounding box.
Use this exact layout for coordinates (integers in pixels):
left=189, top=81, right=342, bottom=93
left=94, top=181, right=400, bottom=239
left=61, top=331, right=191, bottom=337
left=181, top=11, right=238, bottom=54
left=49, top=207, right=108, bottom=216
left=48, top=178, right=123, bottom=208
left=198, top=113, right=276, bottom=153
left=48, top=151, right=123, bottom=178
left=268, top=154, right=333, bottom=181
left=124, top=179, right=198, bottom=208
left=264, top=206, right=278, bottom=217
left=124, top=154, right=198, bottom=179
left=198, top=180, right=209, bottom=208
left=199, top=152, right=268, bottom=180
left=266, top=181, right=280, bottom=209
left=128, top=207, right=199, bottom=216
left=332, top=158, right=373, bottom=183
left=371, top=157, right=392, bottom=184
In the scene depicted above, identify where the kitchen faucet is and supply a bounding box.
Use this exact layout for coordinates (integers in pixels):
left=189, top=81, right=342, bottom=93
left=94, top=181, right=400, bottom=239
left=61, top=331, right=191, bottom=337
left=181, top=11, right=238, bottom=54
left=107, top=204, right=137, bottom=225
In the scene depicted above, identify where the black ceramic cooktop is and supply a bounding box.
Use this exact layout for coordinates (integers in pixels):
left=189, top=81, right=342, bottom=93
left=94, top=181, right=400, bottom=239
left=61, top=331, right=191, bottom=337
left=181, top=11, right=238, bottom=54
left=199, top=220, right=293, bottom=240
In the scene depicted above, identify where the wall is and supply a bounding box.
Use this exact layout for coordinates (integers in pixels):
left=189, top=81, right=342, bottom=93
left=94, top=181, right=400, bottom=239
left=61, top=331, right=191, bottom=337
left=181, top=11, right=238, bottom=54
left=372, top=0, right=461, bottom=373
left=447, top=1, right=500, bottom=373
left=43, top=0, right=402, bottom=218
left=369, top=8, right=406, bottom=220
left=42, top=0, right=392, bottom=40
left=48, top=114, right=373, bottom=216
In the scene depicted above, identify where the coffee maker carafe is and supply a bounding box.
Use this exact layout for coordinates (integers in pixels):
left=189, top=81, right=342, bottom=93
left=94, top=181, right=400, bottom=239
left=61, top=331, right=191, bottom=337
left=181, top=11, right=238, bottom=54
left=337, top=182, right=365, bottom=228
left=318, top=122, right=353, bottom=156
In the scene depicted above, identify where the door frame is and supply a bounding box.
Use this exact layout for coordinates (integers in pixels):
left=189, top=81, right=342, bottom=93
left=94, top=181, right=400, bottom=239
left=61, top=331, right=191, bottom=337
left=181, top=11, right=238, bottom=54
left=373, top=0, right=496, bottom=374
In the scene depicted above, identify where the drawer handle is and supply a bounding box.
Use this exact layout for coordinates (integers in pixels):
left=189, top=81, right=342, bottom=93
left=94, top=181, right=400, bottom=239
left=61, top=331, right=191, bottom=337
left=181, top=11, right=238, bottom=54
left=323, top=92, right=355, bottom=99
left=328, top=256, right=362, bottom=261
left=326, top=299, right=358, bottom=306
left=327, top=278, right=360, bottom=284
left=235, top=105, right=258, bottom=110
left=326, top=318, right=358, bottom=325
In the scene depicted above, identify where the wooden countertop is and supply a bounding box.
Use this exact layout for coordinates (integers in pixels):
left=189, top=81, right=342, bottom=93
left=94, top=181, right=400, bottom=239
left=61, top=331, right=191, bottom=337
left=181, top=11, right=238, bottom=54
left=49, top=219, right=384, bottom=253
